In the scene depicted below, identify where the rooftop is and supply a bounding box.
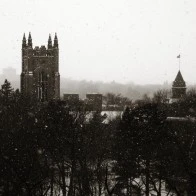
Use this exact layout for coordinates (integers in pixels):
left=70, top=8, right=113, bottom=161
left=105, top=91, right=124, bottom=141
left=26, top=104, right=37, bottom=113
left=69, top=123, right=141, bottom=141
left=172, top=70, right=186, bottom=88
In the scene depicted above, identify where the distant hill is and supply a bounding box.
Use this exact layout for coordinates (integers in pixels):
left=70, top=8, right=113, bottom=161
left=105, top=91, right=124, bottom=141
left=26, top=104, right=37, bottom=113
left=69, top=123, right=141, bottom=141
left=60, top=78, right=172, bottom=100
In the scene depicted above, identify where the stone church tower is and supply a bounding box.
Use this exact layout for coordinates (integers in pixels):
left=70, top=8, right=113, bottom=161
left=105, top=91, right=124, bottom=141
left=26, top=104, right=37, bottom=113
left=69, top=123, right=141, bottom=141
left=172, top=70, right=186, bottom=99
left=21, top=33, right=60, bottom=101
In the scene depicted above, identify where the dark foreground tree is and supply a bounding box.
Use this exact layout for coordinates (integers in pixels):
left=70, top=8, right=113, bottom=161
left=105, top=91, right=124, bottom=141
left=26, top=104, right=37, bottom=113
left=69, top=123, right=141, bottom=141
left=114, top=103, right=168, bottom=195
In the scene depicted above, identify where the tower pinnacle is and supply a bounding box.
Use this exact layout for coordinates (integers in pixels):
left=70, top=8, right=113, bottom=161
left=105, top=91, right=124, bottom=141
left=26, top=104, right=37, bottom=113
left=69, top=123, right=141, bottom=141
left=28, top=32, right=32, bottom=47
left=48, top=34, right=52, bottom=49
left=54, top=33, right=58, bottom=48
left=22, top=33, right=26, bottom=48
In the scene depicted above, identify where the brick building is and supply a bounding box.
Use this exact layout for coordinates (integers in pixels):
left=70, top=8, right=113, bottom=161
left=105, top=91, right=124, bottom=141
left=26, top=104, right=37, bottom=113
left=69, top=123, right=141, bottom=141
left=63, top=94, right=80, bottom=104
left=86, top=93, right=102, bottom=111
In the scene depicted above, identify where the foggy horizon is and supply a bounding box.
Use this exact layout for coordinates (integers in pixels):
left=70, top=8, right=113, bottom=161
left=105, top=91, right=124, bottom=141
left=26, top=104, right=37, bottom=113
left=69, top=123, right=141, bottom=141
left=0, top=66, right=195, bottom=87
left=0, top=66, right=177, bottom=86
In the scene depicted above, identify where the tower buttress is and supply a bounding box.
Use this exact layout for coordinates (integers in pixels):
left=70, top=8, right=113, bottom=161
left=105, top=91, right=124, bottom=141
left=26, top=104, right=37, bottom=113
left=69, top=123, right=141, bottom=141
left=53, top=33, right=60, bottom=99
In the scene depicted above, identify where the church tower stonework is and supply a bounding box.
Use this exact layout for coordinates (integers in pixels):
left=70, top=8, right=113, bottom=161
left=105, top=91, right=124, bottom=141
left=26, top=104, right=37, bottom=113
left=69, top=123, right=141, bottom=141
left=21, top=33, right=60, bottom=101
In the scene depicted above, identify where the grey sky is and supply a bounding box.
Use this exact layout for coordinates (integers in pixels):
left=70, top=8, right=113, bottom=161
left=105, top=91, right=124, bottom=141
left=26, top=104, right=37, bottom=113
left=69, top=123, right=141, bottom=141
left=0, top=0, right=196, bottom=84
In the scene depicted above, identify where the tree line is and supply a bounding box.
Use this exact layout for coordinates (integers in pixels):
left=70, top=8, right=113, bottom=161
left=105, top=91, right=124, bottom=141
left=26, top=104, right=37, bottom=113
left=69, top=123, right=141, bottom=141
left=0, top=80, right=196, bottom=196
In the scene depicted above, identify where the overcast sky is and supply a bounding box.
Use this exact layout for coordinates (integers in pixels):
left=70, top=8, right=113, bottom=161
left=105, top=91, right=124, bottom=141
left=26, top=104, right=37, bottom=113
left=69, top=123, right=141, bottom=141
left=0, top=0, right=196, bottom=84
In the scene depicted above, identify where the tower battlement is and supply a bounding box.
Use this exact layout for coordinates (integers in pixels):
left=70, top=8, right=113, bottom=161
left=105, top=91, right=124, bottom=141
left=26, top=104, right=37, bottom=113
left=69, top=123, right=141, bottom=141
left=32, top=46, right=51, bottom=56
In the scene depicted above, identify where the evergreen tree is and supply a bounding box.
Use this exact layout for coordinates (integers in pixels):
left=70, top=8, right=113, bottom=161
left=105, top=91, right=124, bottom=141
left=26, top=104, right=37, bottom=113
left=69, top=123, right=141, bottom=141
left=0, top=79, right=14, bottom=104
